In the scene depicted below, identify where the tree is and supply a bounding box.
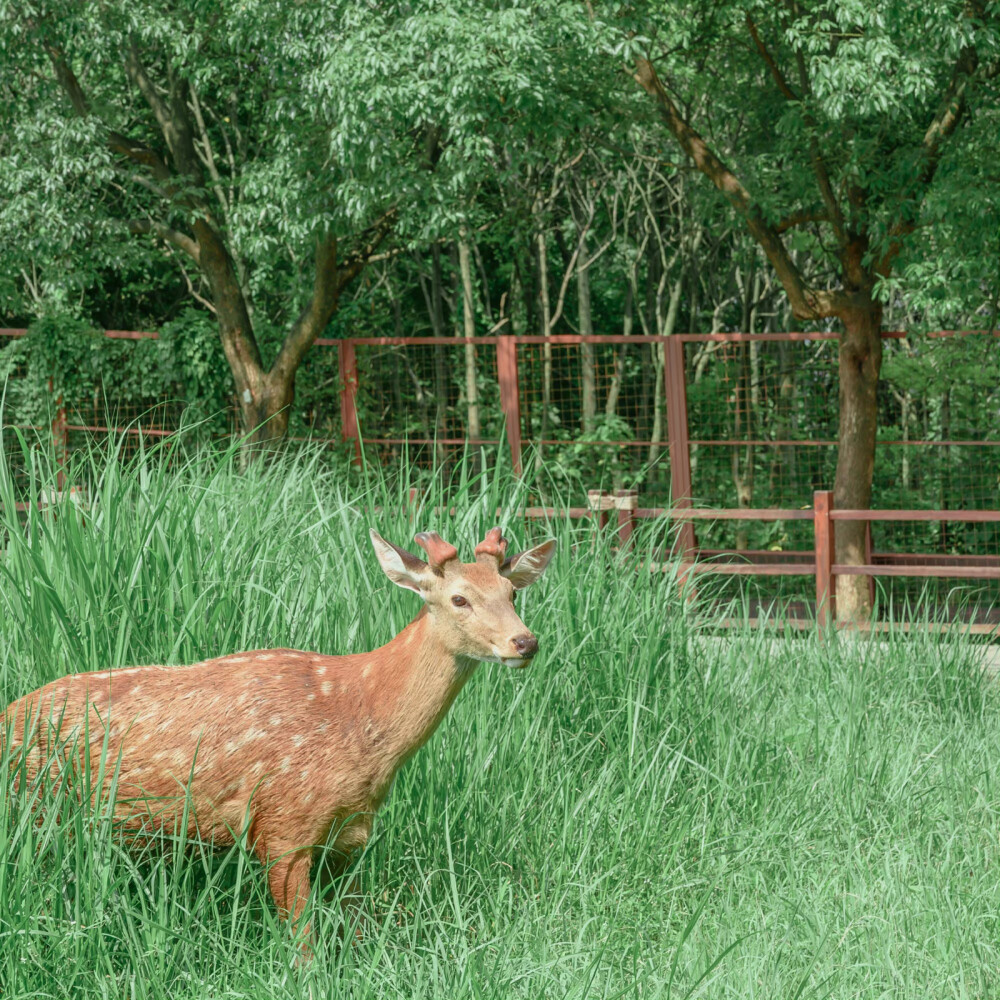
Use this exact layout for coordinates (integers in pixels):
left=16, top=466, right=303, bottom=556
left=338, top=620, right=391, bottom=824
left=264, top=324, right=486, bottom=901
left=627, top=0, right=1000, bottom=619
left=0, top=1, right=604, bottom=446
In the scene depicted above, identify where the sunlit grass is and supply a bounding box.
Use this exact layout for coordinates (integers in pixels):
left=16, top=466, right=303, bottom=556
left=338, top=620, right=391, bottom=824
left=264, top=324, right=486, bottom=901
left=0, top=430, right=998, bottom=998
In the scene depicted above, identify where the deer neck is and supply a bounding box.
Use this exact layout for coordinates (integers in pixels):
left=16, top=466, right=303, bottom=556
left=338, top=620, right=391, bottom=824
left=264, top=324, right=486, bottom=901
left=369, top=608, right=476, bottom=769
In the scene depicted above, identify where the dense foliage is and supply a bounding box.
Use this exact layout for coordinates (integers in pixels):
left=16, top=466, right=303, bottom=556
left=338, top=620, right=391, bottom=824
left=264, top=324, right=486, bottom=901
left=1, top=1, right=999, bottom=611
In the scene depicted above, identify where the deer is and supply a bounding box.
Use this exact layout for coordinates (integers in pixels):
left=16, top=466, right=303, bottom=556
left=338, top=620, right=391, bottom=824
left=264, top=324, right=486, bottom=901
left=3, top=525, right=555, bottom=948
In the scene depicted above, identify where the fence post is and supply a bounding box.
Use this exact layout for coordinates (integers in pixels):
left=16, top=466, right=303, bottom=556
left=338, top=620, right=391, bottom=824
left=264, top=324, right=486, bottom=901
left=664, top=337, right=696, bottom=560
left=496, top=337, right=522, bottom=475
left=616, top=489, right=637, bottom=550
left=587, top=490, right=611, bottom=549
left=814, top=490, right=834, bottom=627
left=338, top=340, right=361, bottom=465
left=865, top=521, right=875, bottom=609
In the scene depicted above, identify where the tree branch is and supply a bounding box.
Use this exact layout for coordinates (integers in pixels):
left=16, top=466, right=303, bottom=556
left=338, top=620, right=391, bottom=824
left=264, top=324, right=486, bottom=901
left=127, top=220, right=201, bottom=264
left=918, top=45, right=978, bottom=187
left=41, top=39, right=88, bottom=115
left=775, top=208, right=830, bottom=233
left=749, top=28, right=846, bottom=250
left=42, top=38, right=174, bottom=183
left=745, top=15, right=799, bottom=100
left=272, top=209, right=397, bottom=381
left=877, top=44, right=980, bottom=275
left=124, top=39, right=202, bottom=182
left=337, top=208, right=398, bottom=286
left=634, top=58, right=844, bottom=319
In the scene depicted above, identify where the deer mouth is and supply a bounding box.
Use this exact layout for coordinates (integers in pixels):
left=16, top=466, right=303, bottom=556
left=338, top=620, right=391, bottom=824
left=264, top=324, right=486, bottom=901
left=486, top=646, right=535, bottom=668
left=502, top=656, right=531, bottom=669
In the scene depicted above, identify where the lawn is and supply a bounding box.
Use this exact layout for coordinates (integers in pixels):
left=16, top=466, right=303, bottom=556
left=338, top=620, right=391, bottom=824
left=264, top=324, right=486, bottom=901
left=0, top=441, right=997, bottom=998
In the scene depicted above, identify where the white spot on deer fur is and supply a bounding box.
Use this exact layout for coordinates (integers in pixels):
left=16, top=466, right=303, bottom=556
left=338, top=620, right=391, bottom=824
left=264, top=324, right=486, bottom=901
left=292, top=735, right=305, bottom=748
left=321, top=682, right=333, bottom=696
left=257, top=654, right=275, bottom=662
left=253, top=761, right=265, bottom=772
left=227, top=656, right=249, bottom=664
left=280, top=757, right=292, bottom=772
left=306, top=694, right=315, bottom=702
left=303, top=791, right=315, bottom=804
left=269, top=715, right=282, bottom=726
left=316, top=666, right=326, bottom=677
left=224, top=739, right=242, bottom=754
left=316, top=721, right=329, bottom=734
left=90, top=672, right=109, bottom=680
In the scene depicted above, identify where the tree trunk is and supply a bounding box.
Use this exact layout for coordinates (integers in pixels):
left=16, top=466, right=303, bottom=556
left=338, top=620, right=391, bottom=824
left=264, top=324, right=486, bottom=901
left=605, top=282, right=633, bottom=418
left=833, top=302, right=883, bottom=622
left=578, top=246, right=596, bottom=434
left=732, top=262, right=759, bottom=550
left=430, top=245, right=449, bottom=463
left=239, top=373, right=295, bottom=448
left=457, top=235, right=481, bottom=443
left=535, top=220, right=553, bottom=475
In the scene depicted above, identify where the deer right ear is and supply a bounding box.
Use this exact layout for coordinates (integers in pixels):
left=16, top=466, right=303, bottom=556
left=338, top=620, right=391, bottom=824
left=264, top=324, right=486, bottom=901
left=369, top=529, right=430, bottom=595
left=501, top=538, right=557, bottom=589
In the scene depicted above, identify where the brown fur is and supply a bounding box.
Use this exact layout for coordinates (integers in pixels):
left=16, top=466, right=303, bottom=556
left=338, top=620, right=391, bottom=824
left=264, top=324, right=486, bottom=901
left=2, top=528, right=554, bottom=941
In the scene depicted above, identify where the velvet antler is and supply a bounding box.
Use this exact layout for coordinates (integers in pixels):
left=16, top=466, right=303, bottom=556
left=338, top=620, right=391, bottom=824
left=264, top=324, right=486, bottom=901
left=474, top=527, right=508, bottom=564
left=413, top=531, right=458, bottom=570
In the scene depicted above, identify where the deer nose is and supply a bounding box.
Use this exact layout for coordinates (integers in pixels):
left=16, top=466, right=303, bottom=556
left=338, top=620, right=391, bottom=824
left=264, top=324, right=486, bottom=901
left=512, top=635, right=538, bottom=659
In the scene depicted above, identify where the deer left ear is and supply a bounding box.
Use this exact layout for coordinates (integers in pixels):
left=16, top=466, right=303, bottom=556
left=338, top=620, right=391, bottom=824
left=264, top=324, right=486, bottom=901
left=500, top=539, right=557, bottom=590
left=370, top=529, right=431, bottom=595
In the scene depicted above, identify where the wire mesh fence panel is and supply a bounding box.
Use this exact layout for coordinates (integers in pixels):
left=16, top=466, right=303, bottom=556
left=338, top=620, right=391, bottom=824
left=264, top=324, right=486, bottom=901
left=4, top=327, right=1000, bottom=619
left=685, top=337, right=840, bottom=551
left=517, top=339, right=672, bottom=500
left=0, top=341, right=53, bottom=504
left=353, top=341, right=502, bottom=474
left=871, top=333, right=1000, bottom=608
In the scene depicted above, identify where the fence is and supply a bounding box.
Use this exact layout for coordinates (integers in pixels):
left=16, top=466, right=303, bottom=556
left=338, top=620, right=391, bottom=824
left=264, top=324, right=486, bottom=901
left=2, top=327, right=999, bottom=623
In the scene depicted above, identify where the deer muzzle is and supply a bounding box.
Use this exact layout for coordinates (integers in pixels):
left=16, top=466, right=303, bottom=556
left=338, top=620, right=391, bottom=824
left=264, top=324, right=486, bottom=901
left=507, top=634, right=538, bottom=666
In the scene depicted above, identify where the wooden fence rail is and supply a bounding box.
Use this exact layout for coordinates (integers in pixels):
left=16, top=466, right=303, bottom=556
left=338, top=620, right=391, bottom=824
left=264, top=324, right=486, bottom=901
left=394, top=487, right=1000, bottom=628
left=4, top=327, right=1000, bottom=626
left=576, top=488, right=1000, bottom=628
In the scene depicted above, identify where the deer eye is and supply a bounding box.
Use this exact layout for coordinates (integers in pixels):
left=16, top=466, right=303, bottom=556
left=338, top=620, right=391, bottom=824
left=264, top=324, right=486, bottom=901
left=451, top=595, right=469, bottom=608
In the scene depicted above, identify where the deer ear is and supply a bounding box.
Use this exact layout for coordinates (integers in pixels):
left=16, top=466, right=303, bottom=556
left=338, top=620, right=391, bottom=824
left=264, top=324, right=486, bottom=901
left=500, top=539, right=556, bottom=590
left=370, top=529, right=430, bottom=595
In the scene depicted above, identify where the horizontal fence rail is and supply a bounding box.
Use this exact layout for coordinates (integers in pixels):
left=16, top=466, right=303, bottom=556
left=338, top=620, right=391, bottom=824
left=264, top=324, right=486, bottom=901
left=3, top=327, right=999, bottom=623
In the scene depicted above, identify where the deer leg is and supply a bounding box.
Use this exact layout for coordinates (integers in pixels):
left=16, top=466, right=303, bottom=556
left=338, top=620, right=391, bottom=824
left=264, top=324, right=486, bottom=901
left=258, top=841, right=314, bottom=953
left=316, top=817, right=372, bottom=941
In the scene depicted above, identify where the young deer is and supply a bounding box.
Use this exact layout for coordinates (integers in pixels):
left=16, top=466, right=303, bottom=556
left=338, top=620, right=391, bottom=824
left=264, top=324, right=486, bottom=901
left=4, top=526, right=555, bottom=941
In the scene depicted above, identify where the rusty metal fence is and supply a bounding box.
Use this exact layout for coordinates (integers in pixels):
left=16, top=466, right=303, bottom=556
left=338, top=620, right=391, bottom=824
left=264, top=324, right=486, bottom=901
left=3, top=327, right=1000, bottom=623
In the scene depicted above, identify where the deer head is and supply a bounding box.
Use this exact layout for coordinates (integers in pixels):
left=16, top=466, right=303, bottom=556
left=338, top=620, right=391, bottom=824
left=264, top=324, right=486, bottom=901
left=369, top=526, right=556, bottom=667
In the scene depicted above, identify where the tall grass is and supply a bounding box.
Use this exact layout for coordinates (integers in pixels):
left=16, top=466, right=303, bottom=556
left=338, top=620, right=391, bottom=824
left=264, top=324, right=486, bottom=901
left=0, top=432, right=998, bottom=998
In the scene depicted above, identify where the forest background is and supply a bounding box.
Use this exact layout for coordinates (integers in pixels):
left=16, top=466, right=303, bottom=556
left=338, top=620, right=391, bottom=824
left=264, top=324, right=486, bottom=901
left=1, top=0, right=999, bottom=619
